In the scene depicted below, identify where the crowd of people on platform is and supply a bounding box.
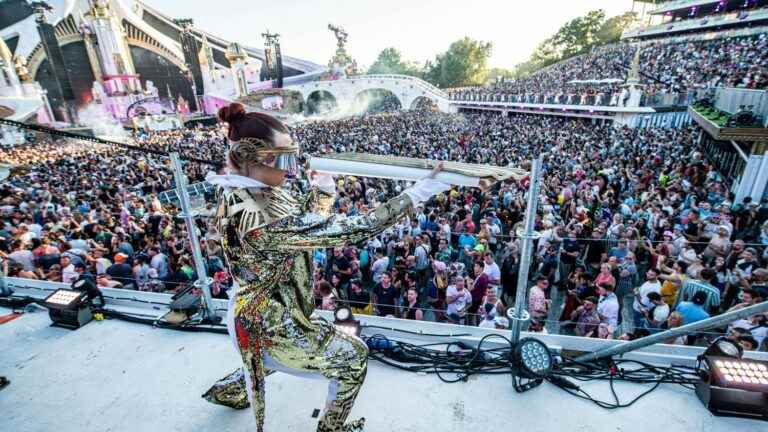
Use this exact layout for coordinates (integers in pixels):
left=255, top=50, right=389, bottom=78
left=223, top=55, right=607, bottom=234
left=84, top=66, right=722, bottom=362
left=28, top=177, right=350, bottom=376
left=449, top=44, right=634, bottom=106
left=640, top=33, right=768, bottom=91
left=1, top=109, right=767, bottom=351
left=449, top=33, right=768, bottom=107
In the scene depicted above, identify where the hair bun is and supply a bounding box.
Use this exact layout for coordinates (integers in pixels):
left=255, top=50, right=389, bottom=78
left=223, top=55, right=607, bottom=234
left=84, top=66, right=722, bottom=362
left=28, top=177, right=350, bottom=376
left=217, top=102, right=246, bottom=123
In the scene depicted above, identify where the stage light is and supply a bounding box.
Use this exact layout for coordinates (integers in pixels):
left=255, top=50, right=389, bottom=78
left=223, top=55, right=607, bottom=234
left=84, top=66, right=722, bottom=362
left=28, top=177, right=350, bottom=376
left=43, top=288, right=93, bottom=329
left=72, top=277, right=104, bottom=308
left=333, top=305, right=361, bottom=337
left=702, top=336, right=743, bottom=359
left=511, top=337, right=553, bottom=379
left=696, top=339, right=768, bottom=420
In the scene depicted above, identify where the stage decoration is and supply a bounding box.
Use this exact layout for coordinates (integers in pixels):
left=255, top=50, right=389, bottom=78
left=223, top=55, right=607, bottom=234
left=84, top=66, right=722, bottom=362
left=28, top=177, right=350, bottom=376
left=310, top=152, right=526, bottom=190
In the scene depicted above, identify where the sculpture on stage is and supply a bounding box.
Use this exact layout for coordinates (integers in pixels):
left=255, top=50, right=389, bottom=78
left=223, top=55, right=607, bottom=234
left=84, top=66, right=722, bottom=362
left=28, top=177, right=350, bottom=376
left=203, top=102, right=450, bottom=431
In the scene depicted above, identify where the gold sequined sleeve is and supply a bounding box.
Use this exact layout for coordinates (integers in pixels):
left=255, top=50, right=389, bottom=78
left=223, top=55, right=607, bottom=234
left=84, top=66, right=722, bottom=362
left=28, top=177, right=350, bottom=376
left=245, top=193, right=413, bottom=251
left=300, top=187, right=336, bottom=218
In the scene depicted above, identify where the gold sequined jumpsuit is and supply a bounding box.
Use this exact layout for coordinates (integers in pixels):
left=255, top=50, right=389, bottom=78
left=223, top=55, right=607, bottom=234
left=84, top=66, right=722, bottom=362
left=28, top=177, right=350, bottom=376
left=215, top=181, right=413, bottom=432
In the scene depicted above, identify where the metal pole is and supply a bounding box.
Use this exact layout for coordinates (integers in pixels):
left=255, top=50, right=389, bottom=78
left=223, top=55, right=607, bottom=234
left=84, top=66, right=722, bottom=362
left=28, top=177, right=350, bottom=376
left=169, top=152, right=215, bottom=320
left=575, top=301, right=768, bottom=363
left=509, top=156, right=543, bottom=344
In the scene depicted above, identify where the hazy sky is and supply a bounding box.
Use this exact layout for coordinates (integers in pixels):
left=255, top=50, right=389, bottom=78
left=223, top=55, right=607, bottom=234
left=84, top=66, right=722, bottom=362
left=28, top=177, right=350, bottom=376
left=147, top=0, right=636, bottom=69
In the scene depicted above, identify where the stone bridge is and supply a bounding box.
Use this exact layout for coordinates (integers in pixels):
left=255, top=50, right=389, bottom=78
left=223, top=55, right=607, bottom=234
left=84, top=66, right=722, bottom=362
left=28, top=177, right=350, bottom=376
left=286, top=74, right=454, bottom=113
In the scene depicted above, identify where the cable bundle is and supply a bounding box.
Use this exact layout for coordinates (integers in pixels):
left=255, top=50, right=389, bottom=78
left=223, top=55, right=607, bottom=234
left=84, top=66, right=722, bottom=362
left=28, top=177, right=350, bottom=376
left=545, top=358, right=700, bottom=409
left=364, top=333, right=515, bottom=383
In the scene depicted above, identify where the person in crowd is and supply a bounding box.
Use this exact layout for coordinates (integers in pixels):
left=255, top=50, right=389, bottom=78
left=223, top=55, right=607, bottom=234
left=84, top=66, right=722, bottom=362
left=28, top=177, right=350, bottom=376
left=318, top=281, right=337, bottom=311
left=639, top=292, right=670, bottom=333
left=373, top=272, right=399, bottom=317
left=528, top=276, right=550, bottom=322
left=676, top=268, right=721, bottom=313
left=446, top=276, right=472, bottom=325
left=676, top=291, right=711, bottom=325
left=597, top=283, right=620, bottom=339
left=570, top=296, right=601, bottom=337
left=400, top=288, right=423, bottom=320
left=632, top=268, right=662, bottom=330
left=348, top=279, right=373, bottom=315
left=370, top=247, right=389, bottom=285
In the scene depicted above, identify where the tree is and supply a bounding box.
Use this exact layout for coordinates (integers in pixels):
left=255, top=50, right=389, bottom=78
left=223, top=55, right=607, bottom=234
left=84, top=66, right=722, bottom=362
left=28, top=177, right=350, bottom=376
left=553, top=9, right=606, bottom=59
left=596, top=12, right=637, bottom=45
left=486, top=67, right=515, bottom=84
left=512, top=9, right=637, bottom=79
left=367, top=47, right=423, bottom=77
left=529, top=36, right=562, bottom=70
left=424, top=37, right=493, bottom=88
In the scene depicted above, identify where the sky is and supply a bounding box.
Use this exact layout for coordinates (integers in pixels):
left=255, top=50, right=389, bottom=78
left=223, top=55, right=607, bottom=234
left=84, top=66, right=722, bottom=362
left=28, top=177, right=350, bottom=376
left=147, top=0, right=637, bottom=70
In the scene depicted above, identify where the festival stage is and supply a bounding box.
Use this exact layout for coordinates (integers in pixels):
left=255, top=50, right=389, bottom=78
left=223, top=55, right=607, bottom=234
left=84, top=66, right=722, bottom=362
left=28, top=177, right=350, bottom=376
left=1, top=307, right=761, bottom=432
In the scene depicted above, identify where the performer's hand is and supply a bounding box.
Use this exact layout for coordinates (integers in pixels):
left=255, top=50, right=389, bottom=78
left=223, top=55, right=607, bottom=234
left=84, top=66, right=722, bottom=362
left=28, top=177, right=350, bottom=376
left=427, top=161, right=445, bottom=179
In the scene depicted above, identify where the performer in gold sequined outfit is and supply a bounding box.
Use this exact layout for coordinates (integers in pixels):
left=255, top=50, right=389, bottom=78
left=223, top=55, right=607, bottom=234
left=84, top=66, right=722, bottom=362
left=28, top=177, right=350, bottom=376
left=203, top=103, right=449, bottom=432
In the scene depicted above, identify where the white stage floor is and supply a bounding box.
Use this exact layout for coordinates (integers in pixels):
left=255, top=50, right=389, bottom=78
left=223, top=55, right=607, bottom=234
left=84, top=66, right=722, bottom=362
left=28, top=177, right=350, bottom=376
left=1, top=307, right=765, bottom=432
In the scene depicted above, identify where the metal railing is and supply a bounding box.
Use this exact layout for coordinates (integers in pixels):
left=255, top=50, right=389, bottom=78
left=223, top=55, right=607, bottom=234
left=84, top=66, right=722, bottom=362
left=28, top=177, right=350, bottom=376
left=360, top=74, right=448, bottom=99
left=623, top=7, right=768, bottom=38
left=157, top=181, right=215, bottom=205
left=448, top=92, right=621, bottom=107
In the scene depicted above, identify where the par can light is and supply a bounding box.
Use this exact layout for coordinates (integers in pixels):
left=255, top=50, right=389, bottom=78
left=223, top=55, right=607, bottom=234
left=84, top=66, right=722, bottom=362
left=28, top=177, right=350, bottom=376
left=511, top=337, right=553, bottom=379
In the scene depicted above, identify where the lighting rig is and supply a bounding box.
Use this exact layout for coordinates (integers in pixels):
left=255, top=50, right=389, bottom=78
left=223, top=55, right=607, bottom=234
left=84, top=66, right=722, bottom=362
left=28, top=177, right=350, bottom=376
left=509, top=337, right=554, bottom=392
left=696, top=337, right=768, bottom=420
left=43, top=288, right=93, bottom=329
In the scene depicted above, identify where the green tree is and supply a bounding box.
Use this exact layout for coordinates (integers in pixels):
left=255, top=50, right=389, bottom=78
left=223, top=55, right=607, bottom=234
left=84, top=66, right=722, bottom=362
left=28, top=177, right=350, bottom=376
left=512, top=9, right=636, bottom=79
left=553, top=9, right=606, bottom=59
left=596, top=12, right=637, bottom=45
left=424, top=37, right=493, bottom=88
left=367, top=47, right=423, bottom=77
left=486, top=67, right=515, bottom=83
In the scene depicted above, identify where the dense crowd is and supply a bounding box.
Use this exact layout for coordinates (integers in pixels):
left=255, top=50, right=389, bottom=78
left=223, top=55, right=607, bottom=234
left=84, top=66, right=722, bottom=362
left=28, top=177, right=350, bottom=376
left=449, top=44, right=634, bottom=106
left=0, top=127, right=223, bottom=294
left=1, top=109, right=767, bottom=351
left=296, top=112, right=768, bottom=351
left=449, top=33, right=768, bottom=107
left=640, top=33, right=768, bottom=91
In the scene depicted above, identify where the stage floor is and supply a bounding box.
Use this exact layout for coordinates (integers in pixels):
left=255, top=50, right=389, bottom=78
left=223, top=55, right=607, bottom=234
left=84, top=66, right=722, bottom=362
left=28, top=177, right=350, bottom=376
left=1, top=307, right=763, bottom=432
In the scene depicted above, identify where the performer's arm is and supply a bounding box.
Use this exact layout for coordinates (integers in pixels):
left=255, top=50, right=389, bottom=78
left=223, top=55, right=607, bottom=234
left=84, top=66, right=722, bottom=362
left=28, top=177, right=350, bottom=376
left=248, top=176, right=450, bottom=251
left=246, top=191, right=416, bottom=251
left=300, top=171, right=337, bottom=218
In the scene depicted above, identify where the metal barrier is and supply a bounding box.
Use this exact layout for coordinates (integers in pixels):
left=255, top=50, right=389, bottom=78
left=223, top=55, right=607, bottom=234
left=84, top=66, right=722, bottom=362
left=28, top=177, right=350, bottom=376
left=157, top=181, right=215, bottom=205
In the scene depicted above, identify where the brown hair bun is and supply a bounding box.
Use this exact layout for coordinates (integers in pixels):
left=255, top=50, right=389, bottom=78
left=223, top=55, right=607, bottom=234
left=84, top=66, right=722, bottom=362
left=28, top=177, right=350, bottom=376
left=217, top=102, right=246, bottom=124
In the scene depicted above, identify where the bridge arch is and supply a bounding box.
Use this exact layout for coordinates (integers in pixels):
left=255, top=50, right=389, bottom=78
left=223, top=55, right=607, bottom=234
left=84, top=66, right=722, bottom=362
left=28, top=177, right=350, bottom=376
left=351, top=88, right=402, bottom=113
left=306, top=90, right=338, bottom=115
left=410, top=95, right=439, bottom=111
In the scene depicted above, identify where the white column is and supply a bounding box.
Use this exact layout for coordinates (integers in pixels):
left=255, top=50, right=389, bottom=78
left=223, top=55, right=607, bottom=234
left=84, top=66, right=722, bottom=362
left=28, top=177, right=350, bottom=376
left=735, top=153, right=765, bottom=203
left=749, top=152, right=768, bottom=201
left=88, top=1, right=135, bottom=77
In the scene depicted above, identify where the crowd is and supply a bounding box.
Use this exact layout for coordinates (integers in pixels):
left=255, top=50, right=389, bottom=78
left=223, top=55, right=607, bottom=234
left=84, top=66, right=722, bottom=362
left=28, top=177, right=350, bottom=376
left=1, top=107, right=767, bottom=351
left=639, top=33, right=768, bottom=91
left=449, top=33, right=768, bottom=107
left=0, top=126, right=224, bottom=294
left=449, top=44, right=635, bottom=106
left=297, top=110, right=768, bottom=350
